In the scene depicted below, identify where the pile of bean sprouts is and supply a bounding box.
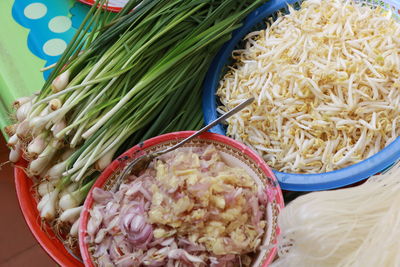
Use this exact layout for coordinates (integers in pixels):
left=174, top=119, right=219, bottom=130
left=217, top=0, right=400, bottom=173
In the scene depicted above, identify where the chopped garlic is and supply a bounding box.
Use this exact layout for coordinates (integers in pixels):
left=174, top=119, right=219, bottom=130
left=148, top=145, right=266, bottom=256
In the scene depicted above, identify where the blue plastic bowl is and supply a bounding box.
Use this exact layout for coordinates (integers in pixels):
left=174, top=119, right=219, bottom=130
left=202, top=0, right=400, bottom=191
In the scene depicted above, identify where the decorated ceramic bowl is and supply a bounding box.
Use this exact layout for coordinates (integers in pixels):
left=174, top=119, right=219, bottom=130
left=79, top=131, right=284, bottom=267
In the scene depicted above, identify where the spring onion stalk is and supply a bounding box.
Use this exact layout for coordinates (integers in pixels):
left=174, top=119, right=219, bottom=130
left=38, top=188, right=60, bottom=221
left=60, top=206, right=83, bottom=223
left=9, top=143, right=21, bottom=163
left=37, top=180, right=57, bottom=197
left=6, top=0, right=264, bottom=241
left=69, top=218, right=80, bottom=237
left=27, top=132, right=48, bottom=159
left=59, top=183, right=79, bottom=198
left=7, top=134, right=19, bottom=149
left=59, top=179, right=95, bottom=211
left=4, top=124, right=17, bottom=137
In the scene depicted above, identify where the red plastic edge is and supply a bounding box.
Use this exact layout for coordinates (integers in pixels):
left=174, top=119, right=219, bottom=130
left=79, top=131, right=285, bottom=267
left=77, top=0, right=123, bottom=13
left=14, top=161, right=84, bottom=267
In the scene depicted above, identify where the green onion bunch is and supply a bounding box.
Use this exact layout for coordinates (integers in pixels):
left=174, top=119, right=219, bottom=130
left=6, top=0, right=264, bottom=237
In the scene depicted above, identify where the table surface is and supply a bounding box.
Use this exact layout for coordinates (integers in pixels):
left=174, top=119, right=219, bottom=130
left=0, top=139, right=54, bottom=266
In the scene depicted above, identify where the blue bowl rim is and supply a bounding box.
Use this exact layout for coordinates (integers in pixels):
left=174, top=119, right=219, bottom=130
left=202, top=0, right=400, bottom=191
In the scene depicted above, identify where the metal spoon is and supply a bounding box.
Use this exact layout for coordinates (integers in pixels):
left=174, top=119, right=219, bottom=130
left=111, top=97, right=254, bottom=192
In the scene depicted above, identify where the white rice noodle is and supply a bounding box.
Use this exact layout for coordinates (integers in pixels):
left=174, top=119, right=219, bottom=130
left=272, top=161, right=400, bottom=267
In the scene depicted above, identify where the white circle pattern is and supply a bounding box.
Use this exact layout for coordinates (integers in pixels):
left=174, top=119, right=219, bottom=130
left=43, top=39, right=67, bottom=57
left=24, top=3, right=47, bottom=20
left=48, top=16, right=72, bottom=33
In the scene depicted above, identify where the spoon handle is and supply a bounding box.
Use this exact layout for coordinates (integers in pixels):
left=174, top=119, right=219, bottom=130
left=158, top=97, right=254, bottom=155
